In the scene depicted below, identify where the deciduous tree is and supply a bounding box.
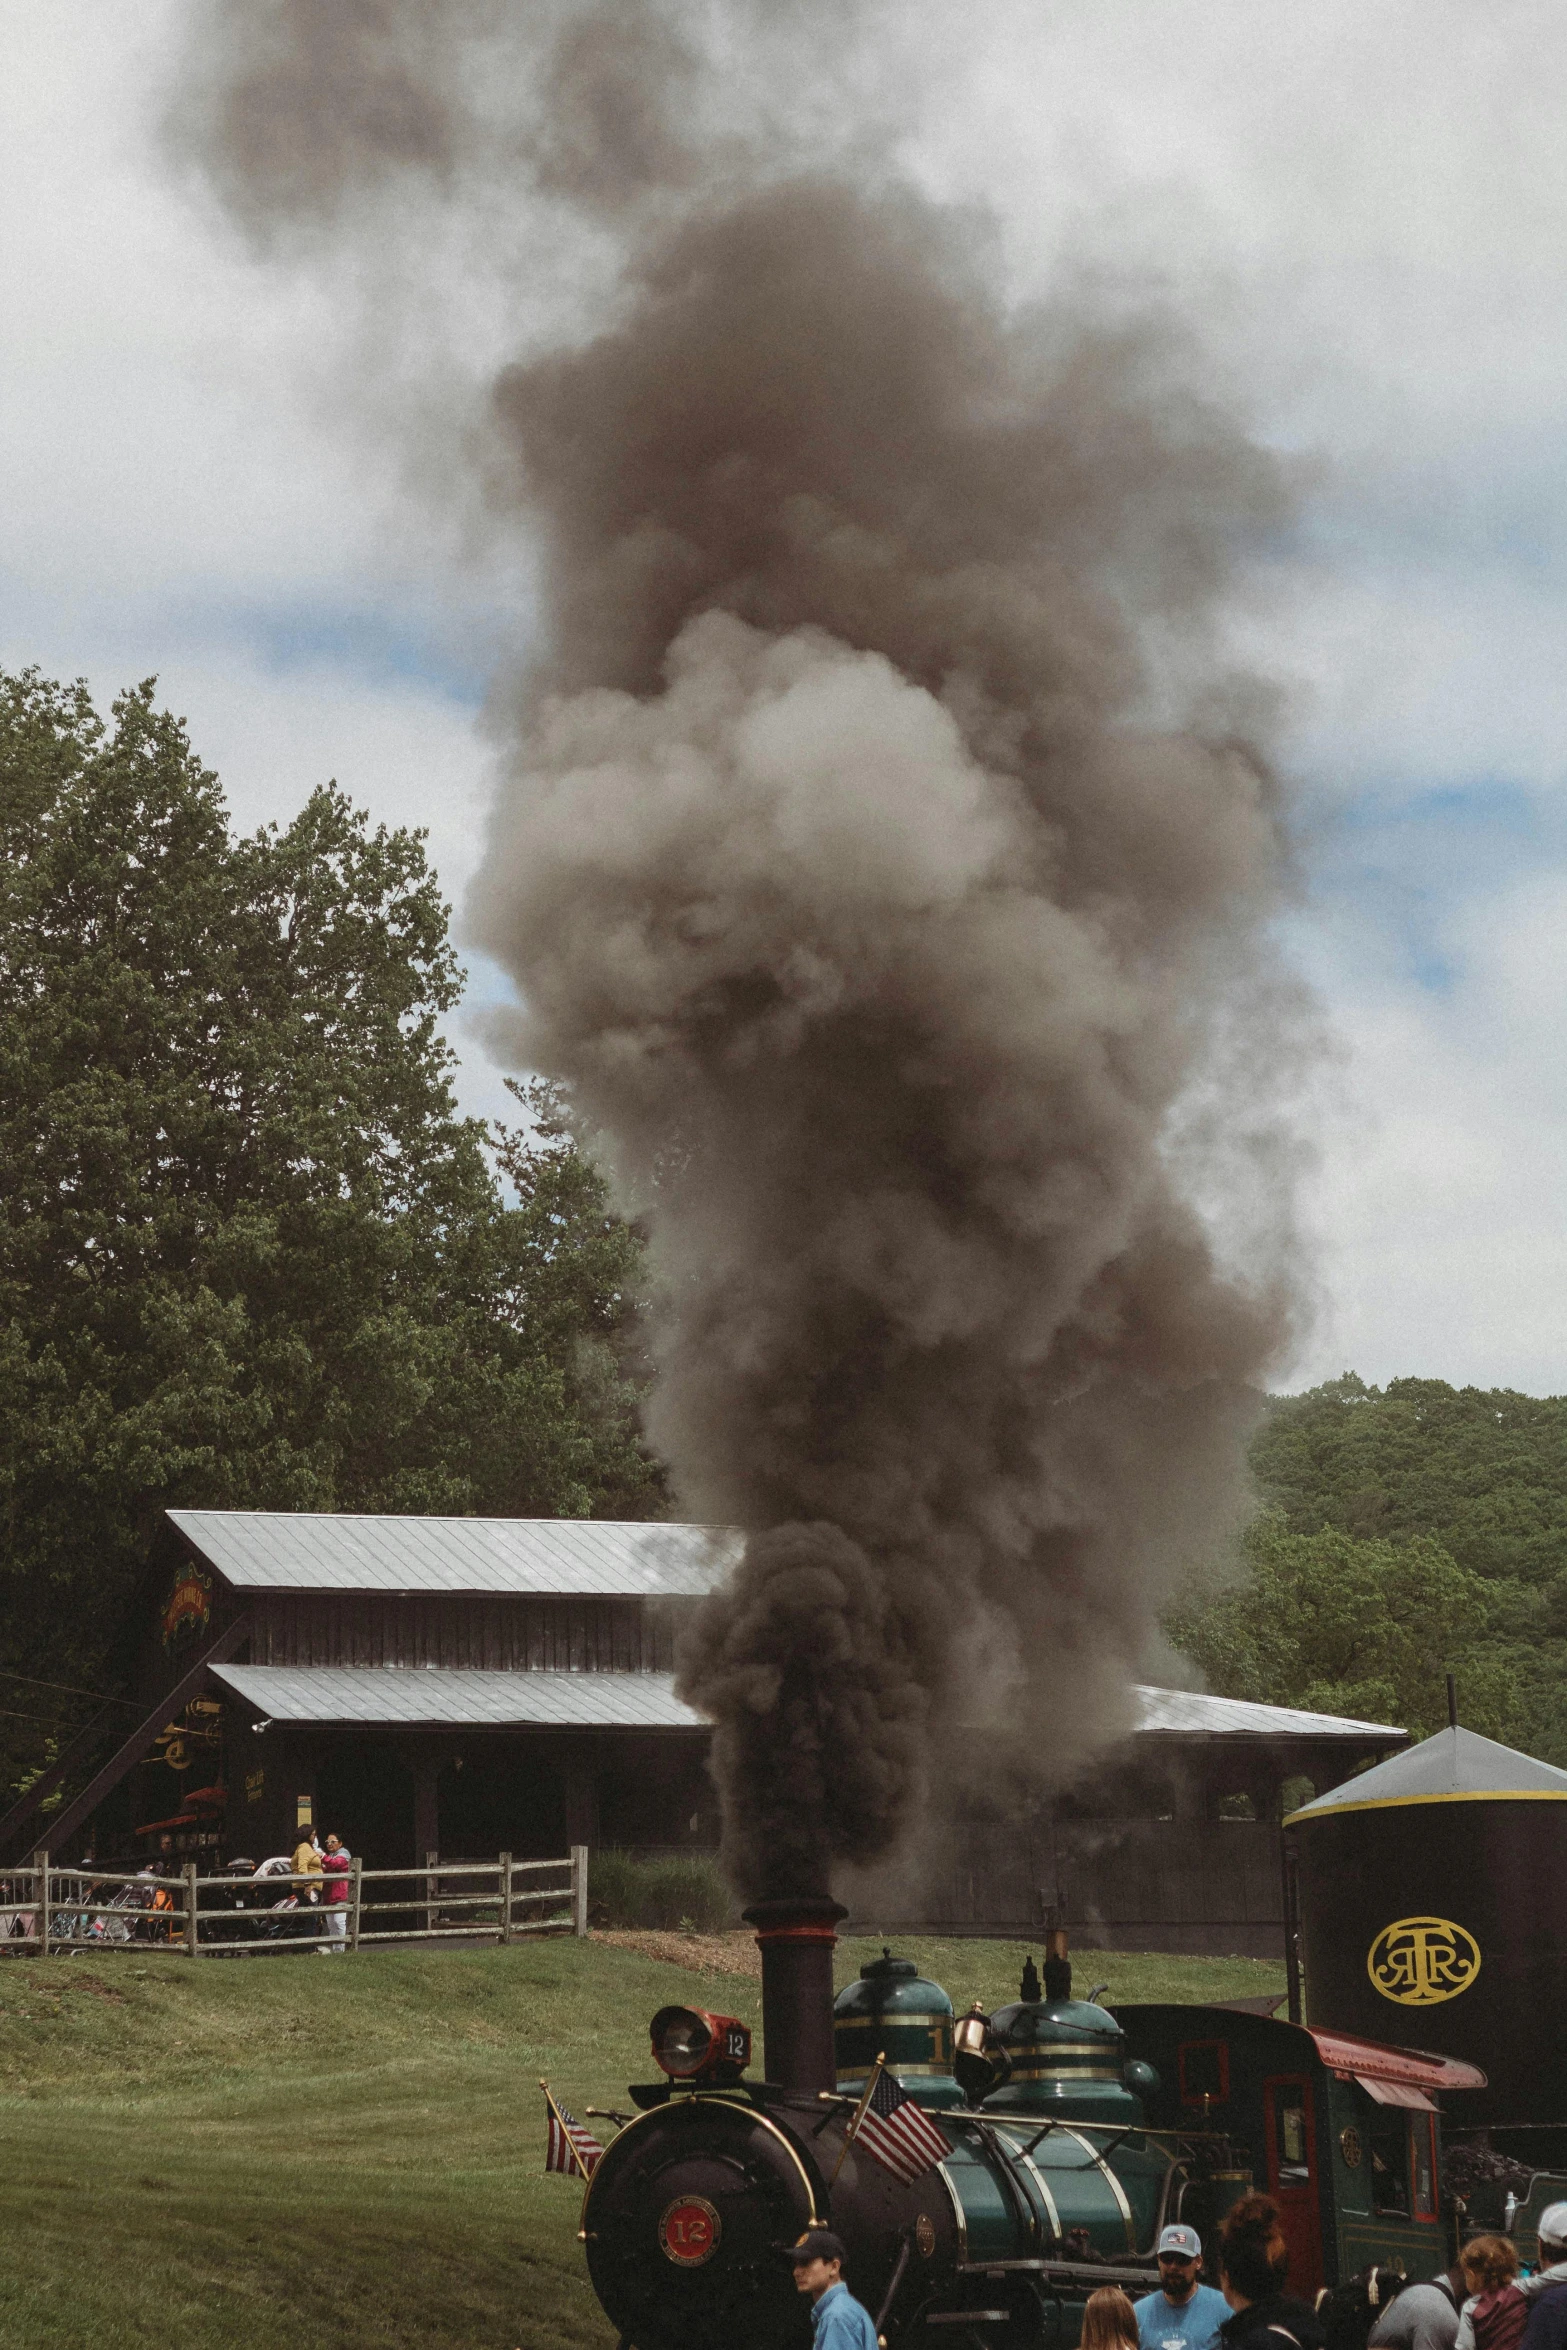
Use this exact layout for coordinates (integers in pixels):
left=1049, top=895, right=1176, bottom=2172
left=0, top=669, right=659, bottom=1790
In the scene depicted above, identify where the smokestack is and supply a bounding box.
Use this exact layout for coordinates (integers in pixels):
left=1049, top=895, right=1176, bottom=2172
left=744, top=1895, right=848, bottom=2092
left=1043, top=1926, right=1072, bottom=2003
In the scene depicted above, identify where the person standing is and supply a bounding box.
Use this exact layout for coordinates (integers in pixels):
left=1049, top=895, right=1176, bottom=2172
left=316, top=1833, right=351, bottom=1955
left=1085, top=2287, right=1144, bottom=2350
left=1217, top=2195, right=1325, bottom=2350
left=787, top=2229, right=878, bottom=2349
left=1521, top=2211, right=1567, bottom=2350
left=1136, top=2225, right=1231, bottom=2350
left=1369, top=2271, right=1461, bottom=2350
left=291, top=1826, right=324, bottom=1943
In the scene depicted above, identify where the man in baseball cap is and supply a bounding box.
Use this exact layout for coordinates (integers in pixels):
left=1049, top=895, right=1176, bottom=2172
left=1133, top=2224, right=1229, bottom=2350
left=1521, top=2207, right=1567, bottom=2350
left=788, top=2228, right=878, bottom=2349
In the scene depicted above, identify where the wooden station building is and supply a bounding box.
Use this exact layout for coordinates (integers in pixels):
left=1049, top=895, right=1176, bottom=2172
left=9, top=1511, right=1406, bottom=1953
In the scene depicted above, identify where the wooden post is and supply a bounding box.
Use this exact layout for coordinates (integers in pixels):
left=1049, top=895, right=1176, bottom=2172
left=425, top=1848, right=438, bottom=1936
left=36, top=1848, right=49, bottom=1956
left=348, top=1857, right=363, bottom=1953
left=571, top=1844, right=588, bottom=1940
left=184, top=1860, right=199, bottom=1956
left=499, top=1851, right=513, bottom=1945
left=1281, top=1829, right=1303, bottom=2025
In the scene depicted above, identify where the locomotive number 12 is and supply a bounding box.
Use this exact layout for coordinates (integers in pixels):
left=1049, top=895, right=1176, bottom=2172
left=659, top=2195, right=723, bottom=2267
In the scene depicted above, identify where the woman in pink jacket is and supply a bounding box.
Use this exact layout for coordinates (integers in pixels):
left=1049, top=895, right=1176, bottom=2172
left=316, top=1834, right=351, bottom=1954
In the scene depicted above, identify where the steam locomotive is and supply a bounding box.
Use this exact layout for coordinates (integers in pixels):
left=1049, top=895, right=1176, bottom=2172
left=576, top=1900, right=1492, bottom=2350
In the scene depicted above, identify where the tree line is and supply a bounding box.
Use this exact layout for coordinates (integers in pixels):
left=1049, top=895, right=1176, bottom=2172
left=4, top=667, right=1562, bottom=1800
left=1167, top=1374, right=1567, bottom=1763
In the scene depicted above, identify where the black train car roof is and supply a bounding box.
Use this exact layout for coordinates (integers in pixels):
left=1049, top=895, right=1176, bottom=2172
left=1111, top=2004, right=1485, bottom=2099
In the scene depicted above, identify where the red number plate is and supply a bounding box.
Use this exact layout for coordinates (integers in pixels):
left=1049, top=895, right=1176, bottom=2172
left=658, top=2194, right=722, bottom=2267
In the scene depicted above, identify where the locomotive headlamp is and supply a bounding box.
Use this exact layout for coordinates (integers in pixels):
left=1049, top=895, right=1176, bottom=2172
left=649, top=2005, right=752, bottom=2083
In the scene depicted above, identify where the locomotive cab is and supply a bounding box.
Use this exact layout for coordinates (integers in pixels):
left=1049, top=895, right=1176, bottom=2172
left=1114, top=2005, right=1483, bottom=2299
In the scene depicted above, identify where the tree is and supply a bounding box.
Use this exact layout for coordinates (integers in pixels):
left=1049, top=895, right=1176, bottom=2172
left=1165, top=1514, right=1527, bottom=1746
left=490, top=1076, right=664, bottom=1525
left=0, top=668, right=660, bottom=1790
left=1214, top=1372, right=1567, bottom=1761
left=1250, top=1373, right=1567, bottom=1587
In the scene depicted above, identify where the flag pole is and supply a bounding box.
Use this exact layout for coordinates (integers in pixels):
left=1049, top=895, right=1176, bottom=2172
left=827, top=2051, right=886, bottom=2189
left=541, top=2073, right=599, bottom=2230
left=540, top=2077, right=582, bottom=2176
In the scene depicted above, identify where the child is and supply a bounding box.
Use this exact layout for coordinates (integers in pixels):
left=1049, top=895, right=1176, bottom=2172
left=1456, top=2236, right=1526, bottom=2350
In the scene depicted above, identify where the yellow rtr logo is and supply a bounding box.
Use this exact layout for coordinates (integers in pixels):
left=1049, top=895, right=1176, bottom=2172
left=1367, top=1915, right=1481, bottom=2005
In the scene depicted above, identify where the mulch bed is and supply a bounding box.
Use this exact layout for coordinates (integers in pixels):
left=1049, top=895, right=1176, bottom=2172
left=593, top=1929, right=760, bottom=1978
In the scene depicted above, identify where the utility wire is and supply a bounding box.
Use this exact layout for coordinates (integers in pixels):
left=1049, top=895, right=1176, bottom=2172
left=0, top=1669, right=134, bottom=1708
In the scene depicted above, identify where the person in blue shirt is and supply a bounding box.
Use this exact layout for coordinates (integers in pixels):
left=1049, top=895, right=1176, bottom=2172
left=1135, top=2224, right=1231, bottom=2350
left=789, top=2228, right=879, bottom=2349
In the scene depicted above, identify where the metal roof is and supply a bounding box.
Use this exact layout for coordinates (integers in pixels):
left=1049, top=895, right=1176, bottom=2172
left=169, top=1511, right=740, bottom=1599
left=211, top=1665, right=707, bottom=1731
left=1132, top=1686, right=1405, bottom=1743
left=206, top=1658, right=1404, bottom=1744
left=1287, top=1723, right=1567, bottom=1822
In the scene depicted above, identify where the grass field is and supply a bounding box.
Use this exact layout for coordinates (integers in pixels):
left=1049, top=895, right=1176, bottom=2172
left=0, top=1932, right=1283, bottom=2350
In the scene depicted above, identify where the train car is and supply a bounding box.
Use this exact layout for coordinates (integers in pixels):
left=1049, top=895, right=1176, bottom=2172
left=574, top=1905, right=1488, bottom=2350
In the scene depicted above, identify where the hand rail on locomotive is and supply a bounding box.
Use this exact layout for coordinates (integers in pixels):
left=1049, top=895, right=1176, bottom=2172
left=817, top=2105, right=1240, bottom=2152
left=956, top=2117, right=1241, bottom=2162
left=982, top=2120, right=1242, bottom=2158
left=816, top=2089, right=1244, bottom=2166
left=948, top=2256, right=1162, bottom=2286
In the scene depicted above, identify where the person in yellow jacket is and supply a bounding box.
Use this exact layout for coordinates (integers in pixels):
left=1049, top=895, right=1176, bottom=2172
left=291, top=1830, right=323, bottom=1933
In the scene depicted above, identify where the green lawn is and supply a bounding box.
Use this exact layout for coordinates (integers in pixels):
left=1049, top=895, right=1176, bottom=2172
left=0, top=1934, right=1282, bottom=2350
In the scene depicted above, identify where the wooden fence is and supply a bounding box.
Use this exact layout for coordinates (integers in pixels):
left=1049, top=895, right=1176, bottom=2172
left=0, top=1847, right=588, bottom=1957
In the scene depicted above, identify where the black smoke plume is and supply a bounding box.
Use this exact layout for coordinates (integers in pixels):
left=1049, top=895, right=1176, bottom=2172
left=172, top=0, right=1305, bottom=1900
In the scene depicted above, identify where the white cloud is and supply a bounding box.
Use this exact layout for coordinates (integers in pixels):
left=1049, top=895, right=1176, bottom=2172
left=4, top=0, right=1566, bottom=1391
left=1294, top=865, right=1567, bottom=1391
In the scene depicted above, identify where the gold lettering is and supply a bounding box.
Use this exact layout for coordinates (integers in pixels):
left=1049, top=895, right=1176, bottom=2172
left=1367, top=1916, right=1481, bottom=2006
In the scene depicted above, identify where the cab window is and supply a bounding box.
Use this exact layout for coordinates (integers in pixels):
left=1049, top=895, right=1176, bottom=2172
left=1179, top=2041, right=1230, bottom=2107
left=1370, top=2115, right=1411, bottom=2216
left=1273, top=2087, right=1311, bottom=2185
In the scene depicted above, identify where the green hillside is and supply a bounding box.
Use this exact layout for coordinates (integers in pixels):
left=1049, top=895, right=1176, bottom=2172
left=1169, top=1375, right=1567, bottom=1763
left=0, top=1935, right=1280, bottom=2350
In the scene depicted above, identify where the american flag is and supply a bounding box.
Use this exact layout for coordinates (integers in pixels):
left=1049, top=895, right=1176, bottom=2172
left=852, top=2066, right=952, bottom=2185
left=543, top=2088, right=605, bottom=2180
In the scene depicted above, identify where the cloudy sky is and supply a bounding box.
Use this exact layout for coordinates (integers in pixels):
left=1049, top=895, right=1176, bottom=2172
left=4, top=0, right=1564, bottom=1397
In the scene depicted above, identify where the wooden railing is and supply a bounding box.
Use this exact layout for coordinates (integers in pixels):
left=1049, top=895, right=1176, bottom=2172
left=0, top=1847, right=589, bottom=1957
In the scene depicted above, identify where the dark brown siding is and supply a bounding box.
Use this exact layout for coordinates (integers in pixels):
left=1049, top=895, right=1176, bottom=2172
left=248, top=1593, right=685, bottom=1672
left=906, top=1816, right=1287, bottom=1957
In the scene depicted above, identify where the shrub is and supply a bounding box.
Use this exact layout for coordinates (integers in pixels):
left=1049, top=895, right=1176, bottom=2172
left=587, top=1848, right=733, bottom=1932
